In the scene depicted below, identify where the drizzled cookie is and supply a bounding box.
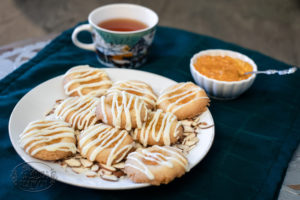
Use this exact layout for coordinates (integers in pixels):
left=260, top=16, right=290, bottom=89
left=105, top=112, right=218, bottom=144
left=106, top=80, right=157, bottom=109
left=20, top=119, right=76, bottom=161
left=157, top=82, right=209, bottom=120
left=124, top=145, right=189, bottom=185
left=78, top=123, right=134, bottom=166
left=63, top=65, right=112, bottom=97
left=132, top=109, right=183, bottom=146
left=96, top=91, right=148, bottom=131
left=54, top=96, right=99, bottom=130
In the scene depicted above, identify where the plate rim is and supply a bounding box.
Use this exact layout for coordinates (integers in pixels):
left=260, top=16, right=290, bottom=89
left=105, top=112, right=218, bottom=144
left=8, top=68, right=215, bottom=190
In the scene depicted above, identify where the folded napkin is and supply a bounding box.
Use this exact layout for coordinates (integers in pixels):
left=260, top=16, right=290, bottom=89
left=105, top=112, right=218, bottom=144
left=0, top=23, right=299, bottom=200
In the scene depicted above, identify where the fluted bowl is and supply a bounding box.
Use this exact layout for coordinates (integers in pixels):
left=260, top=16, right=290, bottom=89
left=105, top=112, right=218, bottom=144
left=190, top=49, right=257, bottom=100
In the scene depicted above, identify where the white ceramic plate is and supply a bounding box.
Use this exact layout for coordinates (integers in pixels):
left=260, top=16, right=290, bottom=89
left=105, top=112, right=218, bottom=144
left=9, top=68, right=215, bottom=190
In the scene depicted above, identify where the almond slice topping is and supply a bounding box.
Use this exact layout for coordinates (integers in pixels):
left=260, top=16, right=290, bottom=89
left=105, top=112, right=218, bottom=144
left=112, top=162, right=125, bottom=169
left=99, top=163, right=116, bottom=172
left=72, top=167, right=87, bottom=174
left=65, top=158, right=81, bottom=167
left=100, top=174, right=118, bottom=182
left=80, top=158, right=93, bottom=168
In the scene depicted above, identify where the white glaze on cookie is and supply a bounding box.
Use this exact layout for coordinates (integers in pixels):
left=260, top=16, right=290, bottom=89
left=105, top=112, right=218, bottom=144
left=132, top=110, right=182, bottom=146
left=64, top=65, right=112, bottom=97
left=125, top=145, right=189, bottom=180
left=99, top=91, right=148, bottom=130
left=20, top=120, right=76, bottom=156
left=157, top=82, right=209, bottom=113
left=106, top=80, right=157, bottom=109
left=79, top=124, right=134, bottom=166
left=54, top=96, right=99, bottom=130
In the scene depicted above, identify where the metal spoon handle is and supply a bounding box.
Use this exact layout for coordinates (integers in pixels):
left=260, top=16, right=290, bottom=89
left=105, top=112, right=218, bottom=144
left=244, top=67, right=298, bottom=75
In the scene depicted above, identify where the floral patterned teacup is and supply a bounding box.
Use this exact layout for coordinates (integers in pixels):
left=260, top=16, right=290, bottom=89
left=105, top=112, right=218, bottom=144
left=72, top=4, right=158, bottom=68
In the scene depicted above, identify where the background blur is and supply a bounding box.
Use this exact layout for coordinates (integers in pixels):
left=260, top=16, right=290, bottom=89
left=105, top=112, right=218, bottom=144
left=0, top=0, right=299, bottom=65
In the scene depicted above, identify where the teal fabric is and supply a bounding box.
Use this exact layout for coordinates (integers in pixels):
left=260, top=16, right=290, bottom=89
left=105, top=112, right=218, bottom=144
left=1, top=23, right=299, bottom=200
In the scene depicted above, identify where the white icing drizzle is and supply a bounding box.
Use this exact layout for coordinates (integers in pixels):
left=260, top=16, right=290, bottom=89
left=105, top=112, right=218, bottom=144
left=20, top=120, right=76, bottom=156
left=63, top=65, right=112, bottom=97
left=79, top=124, right=134, bottom=166
left=125, top=145, right=189, bottom=180
left=99, top=91, right=148, bottom=131
left=157, top=82, right=209, bottom=113
left=132, top=110, right=182, bottom=146
left=106, top=80, right=157, bottom=108
left=54, top=96, right=99, bottom=130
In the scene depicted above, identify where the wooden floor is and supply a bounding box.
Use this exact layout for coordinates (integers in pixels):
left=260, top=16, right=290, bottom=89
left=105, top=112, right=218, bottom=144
left=0, top=0, right=299, bottom=66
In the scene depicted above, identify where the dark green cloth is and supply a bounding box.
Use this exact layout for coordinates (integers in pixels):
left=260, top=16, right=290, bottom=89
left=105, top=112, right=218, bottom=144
left=0, top=24, right=299, bottom=200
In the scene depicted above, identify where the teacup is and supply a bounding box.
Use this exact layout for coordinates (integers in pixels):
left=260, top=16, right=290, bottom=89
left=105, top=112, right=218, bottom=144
left=72, top=3, right=159, bottom=68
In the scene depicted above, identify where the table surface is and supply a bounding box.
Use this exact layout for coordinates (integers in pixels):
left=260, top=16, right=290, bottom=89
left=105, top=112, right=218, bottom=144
left=0, top=36, right=299, bottom=199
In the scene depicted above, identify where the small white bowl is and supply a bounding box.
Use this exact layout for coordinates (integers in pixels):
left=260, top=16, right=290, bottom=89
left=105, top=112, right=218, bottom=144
left=190, top=49, right=257, bottom=100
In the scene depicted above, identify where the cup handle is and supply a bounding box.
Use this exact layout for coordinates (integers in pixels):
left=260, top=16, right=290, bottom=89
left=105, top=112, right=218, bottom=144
left=71, top=24, right=96, bottom=51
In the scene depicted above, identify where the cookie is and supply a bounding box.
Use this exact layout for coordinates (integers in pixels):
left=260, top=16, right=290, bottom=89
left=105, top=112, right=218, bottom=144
left=63, top=65, right=112, bottom=97
left=96, top=91, right=148, bottom=130
left=106, top=80, right=157, bottom=109
left=20, top=119, right=76, bottom=161
left=78, top=123, right=134, bottom=166
left=124, top=145, right=189, bottom=185
left=157, top=82, right=209, bottom=120
left=132, top=109, right=183, bottom=146
left=54, top=95, right=99, bottom=130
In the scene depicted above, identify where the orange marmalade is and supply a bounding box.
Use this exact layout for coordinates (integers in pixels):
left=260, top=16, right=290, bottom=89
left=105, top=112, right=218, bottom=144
left=194, top=55, right=253, bottom=81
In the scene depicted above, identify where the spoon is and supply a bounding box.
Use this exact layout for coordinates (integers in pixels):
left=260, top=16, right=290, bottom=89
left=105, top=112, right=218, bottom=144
left=244, top=67, right=297, bottom=75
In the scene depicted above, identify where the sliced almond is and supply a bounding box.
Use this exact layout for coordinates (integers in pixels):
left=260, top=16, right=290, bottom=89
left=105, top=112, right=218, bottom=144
left=91, top=164, right=99, bottom=172
left=175, top=144, right=186, bottom=150
left=98, top=169, right=112, bottom=176
left=182, top=149, right=189, bottom=156
left=192, top=121, right=201, bottom=127
left=181, top=120, right=193, bottom=127
left=191, top=136, right=199, bottom=142
left=181, top=144, right=189, bottom=151
left=183, top=135, right=197, bottom=143
left=184, top=139, right=198, bottom=146
left=183, top=132, right=194, bottom=136
left=85, top=170, right=97, bottom=178
left=187, top=144, right=197, bottom=151
left=183, top=125, right=194, bottom=133
left=99, top=163, right=116, bottom=172
left=80, top=158, right=93, bottom=168
left=72, top=167, right=87, bottom=174
left=65, top=158, right=81, bottom=167
left=100, top=174, right=118, bottom=182
left=184, top=133, right=196, bottom=141
left=113, top=162, right=125, bottom=169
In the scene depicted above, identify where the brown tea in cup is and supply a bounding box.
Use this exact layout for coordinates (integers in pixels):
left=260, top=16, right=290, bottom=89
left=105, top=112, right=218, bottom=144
left=98, top=18, right=148, bottom=32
